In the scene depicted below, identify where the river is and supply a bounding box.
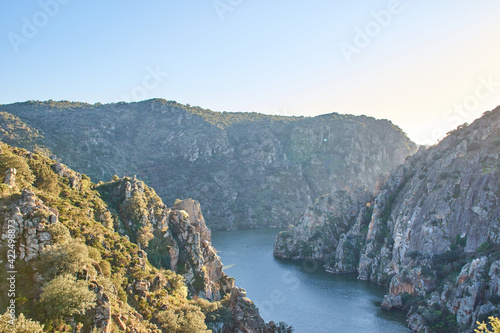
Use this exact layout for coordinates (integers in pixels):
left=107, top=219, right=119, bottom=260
left=211, top=228, right=409, bottom=333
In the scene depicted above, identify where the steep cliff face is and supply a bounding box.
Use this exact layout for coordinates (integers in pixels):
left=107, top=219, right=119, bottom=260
left=275, top=107, right=500, bottom=331
left=274, top=188, right=373, bottom=263
left=0, top=142, right=282, bottom=332
left=0, top=99, right=416, bottom=230
left=97, top=176, right=234, bottom=301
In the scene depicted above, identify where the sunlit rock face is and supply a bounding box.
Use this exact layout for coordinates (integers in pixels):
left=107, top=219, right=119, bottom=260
left=275, top=107, right=500, bottom=332
left=0, top=99, right=416, bottom=230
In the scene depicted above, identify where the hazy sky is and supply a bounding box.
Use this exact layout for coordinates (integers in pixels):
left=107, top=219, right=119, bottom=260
left=1, top=0, right=499, bottom=144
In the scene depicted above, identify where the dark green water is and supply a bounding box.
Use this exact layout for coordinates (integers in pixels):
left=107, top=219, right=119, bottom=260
left=212, top=228, right=409, bottom=333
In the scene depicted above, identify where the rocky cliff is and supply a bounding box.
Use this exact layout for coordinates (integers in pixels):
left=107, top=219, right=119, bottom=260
left=0, top=142, right=289, bottom=332
left=96, top=176, right=235, bottom=301
left=0, top=99, right=416, bottom=230
left=275, top=107, right=500, bottom=332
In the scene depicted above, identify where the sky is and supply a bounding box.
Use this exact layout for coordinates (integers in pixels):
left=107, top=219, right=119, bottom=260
left=1, top=0, right=499, bottom=145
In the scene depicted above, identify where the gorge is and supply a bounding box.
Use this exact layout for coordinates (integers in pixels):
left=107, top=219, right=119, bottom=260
left=0, top=100, right=498, bottom=332
left=274, top=107, right=500, bottom=332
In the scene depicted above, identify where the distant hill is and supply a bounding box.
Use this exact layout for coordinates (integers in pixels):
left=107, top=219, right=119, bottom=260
left=0, top=99, right=416, bottom=230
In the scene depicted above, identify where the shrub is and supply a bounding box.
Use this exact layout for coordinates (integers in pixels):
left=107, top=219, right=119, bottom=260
left=475, top=316, right=500, bottom=333
left=455, top=234, right=467, bottom=247
left=99, top=259, right=112, bottom=278
left=408, top=250, right=421, bottom=259
left=468, top=142, right=481, bottom=152
left=477, top=242, right=492, bottom=253
left=0, top=312, right=44, bottom=333
left=422, top=306, right=458, bottom=332
left=45, top=222, right=71, bottom=244
left=154, top=302, right=210, bottom=333
left=39, top=274, right=96, bottom=318
left=0, top=152, right=35, bottom=188
left=29, top=159, right=60, bottom=194
left=37, top=240, right=95, bottom=280
left=137, top=224, right=154, bottom=248
left=122, top=192, right=148, bottom=223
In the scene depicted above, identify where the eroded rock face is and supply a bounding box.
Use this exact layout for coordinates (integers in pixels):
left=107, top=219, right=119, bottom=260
left=1, top=189, right=58, bottom=261
left=274, top=188, right=372, bottom=264
left=106, top=177, right=234, bottom=301
left=224, top=287, right=266, bottom=333
left=0, top=99, right=417, bottom=230
left=89, top=279, right=112, bottom=333
left=3, top=168, right=17, bottom=187
left=166, top=198, right=235, bottom=301
left=274, top=107, right=500, bottom=331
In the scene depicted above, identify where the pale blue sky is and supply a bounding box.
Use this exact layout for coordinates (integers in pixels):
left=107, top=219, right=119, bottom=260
left=1, top=0, right=499, bottom=144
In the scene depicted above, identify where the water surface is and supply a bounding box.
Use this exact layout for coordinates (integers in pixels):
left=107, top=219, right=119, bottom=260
left=212, top=228, right=409, bottom=333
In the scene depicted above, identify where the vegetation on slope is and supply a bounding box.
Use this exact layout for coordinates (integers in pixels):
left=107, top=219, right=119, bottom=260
left=0, top=142, right=233, bottom=332
left=0, top=99, right=416, bottom=230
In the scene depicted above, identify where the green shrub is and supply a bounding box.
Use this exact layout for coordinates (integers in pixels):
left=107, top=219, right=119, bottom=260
left=478, top=242, right=492, bottom=253
left=0, top=152, right=35, bottom=188
left=0, top=312, right=44, bottom=333
left=45, top=222, right=71, bottom=244
left=28, top=159, right=60, bottom=194
left=39, top=274, right=96, bottom=318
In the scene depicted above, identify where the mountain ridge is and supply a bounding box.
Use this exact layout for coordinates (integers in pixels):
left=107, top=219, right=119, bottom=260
left=0, top=99, right=417, bottom=230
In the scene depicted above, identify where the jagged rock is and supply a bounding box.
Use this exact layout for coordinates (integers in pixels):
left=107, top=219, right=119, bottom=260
left=135, top=280, right=150, bottom=292
left=381, top=294, right=402, bottom=310
left=274, top=107, right=500, bottom=332
left=3, top=168, right=16, bottom=187
left=89, top=280, right=112, bottom=333
left=1, top=190, right=58, bottom=261
left=106, top=177, right=234, bottom=301
left=112, top=314, right=127, bottom=331
left=224, top=287, right=266, bottom=333
left=448, top=257, right=489, bottom=327
left=274, top=188, right=372, bottom=261
left=51, top=163, right=83, bottom=189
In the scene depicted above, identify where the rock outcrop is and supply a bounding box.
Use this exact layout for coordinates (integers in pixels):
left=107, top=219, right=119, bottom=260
left=3, top=168, right=16, bottom=187
left=274, top=107, right=500, bottom=332
left=0, top=142, right=280, bottom=333
left=0, top=99, right=416, bottom=230
left=274, top=188, right=373, bottom=263
left=225, top=287, right=266, bottom=333
left=99, top=177, right=235, bottom=301
left=1, top=189, right=58, bottom=261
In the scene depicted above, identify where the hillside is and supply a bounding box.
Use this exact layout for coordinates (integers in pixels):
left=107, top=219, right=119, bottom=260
left=0, top=99, right=416, bottom=230
left=274, top=107, right=500, bottom=332
left=0, top=142, right=292, bottom=332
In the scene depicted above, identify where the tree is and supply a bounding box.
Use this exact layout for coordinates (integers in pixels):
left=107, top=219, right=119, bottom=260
left=476, top=317, right=500, bottom=333
left=0, top=152, right=35, bottom=188
left=123, top=192, right=148, bottom=222
left=0, top=312, right=44, bottom=333
left=39, top=274, right=96, bottom=318
left=137, top=224, right=154, bottom=248
left=101, top=211, right=114, bottom=230
left=155, top=302, right=210, bottom=333
left=45, top=222, right=71, bottom=244
left=37, top=240, right=95, bottom=280
left=28, top=159, right=60, bottom=194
